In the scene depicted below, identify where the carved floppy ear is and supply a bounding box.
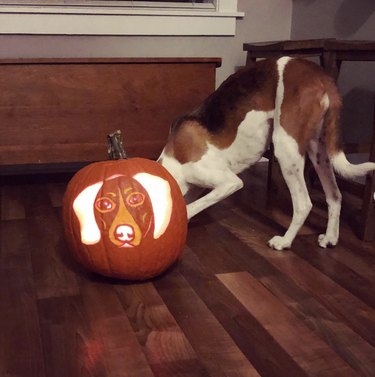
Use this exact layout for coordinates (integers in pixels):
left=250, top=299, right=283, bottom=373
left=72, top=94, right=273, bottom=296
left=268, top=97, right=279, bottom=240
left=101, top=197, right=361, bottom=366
left=133, top=173, right=172, bottom=239
left=73, top=182, right=103, bottom=245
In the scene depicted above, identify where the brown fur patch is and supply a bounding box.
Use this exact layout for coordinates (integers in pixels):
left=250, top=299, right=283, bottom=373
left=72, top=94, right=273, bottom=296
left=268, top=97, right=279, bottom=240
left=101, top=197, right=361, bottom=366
left=203, top=59, right=277, bottom=149
left=166, top=119, right=210, bottom=164
left=321, top=77, right=342, bottom=157
left=280, top=59, right=341, bottom=155
left=165, top=59, right=278, bottom=162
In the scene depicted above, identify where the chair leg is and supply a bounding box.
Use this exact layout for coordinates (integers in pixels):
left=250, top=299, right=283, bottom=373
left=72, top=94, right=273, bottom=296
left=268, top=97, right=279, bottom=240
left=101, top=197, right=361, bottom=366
left=359, top=172, right=375, bottom=241
left=358, top=99, right=375, bottom=241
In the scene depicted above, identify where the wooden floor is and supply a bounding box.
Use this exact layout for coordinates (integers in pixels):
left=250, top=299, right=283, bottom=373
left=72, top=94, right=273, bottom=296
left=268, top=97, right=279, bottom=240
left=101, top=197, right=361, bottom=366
left=1, top=162, right=374, bottom=377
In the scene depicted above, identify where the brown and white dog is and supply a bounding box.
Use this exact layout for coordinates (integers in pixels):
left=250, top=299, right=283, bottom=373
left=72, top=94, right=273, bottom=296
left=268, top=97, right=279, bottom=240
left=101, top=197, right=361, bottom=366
left=158, top=57, right=375, bottom=250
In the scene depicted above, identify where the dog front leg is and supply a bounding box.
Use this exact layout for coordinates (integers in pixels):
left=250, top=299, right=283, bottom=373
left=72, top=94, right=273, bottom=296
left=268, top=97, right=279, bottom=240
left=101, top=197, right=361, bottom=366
left=184, top=185, right=206, bottom=205
left=186, top=177, right=243, bottom=219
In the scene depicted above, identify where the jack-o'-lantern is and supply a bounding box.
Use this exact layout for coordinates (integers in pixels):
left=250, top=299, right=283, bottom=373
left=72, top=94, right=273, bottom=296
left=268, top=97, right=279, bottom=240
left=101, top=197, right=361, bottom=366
left=62, top=133, right=187, bottom=280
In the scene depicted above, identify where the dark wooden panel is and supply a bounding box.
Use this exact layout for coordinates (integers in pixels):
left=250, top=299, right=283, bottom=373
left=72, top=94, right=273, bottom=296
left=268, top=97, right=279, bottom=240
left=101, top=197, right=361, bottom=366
left=0, top=58, right=220, bottom=166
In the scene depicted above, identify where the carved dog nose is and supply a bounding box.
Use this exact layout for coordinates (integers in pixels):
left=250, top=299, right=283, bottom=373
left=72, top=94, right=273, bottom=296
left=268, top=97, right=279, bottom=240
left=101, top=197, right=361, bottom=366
left=114, top=224, right=135, bottom=243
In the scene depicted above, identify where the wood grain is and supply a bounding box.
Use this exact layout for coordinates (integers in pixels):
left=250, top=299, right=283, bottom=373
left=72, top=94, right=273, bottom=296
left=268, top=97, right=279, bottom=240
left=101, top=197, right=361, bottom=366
left=0, top=58, right=219, bottom=166
left=1, top=162, right=374, bottom=377
left=0, top=220, right=45, bottom=377
left=154, top=270, right=261, bottom=377
left=218, top=271, right=359, bottom=377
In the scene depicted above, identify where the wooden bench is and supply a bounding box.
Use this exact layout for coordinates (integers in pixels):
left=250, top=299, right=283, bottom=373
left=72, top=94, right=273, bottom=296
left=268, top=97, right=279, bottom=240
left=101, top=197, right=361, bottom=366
left=0, top=57, right=221, bottom=172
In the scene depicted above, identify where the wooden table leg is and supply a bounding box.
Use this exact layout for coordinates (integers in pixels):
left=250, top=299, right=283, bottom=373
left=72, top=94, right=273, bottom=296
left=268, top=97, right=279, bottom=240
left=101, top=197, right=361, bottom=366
left=322, top=51, right=342, bottom=81
left=358, top=99, right=375, bottom=241
left=246, top=55, right=257, bottom=68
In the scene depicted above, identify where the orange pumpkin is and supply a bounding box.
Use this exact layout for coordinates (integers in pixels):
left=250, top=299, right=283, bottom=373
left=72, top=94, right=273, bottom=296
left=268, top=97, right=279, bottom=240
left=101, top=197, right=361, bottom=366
left=63, top=157, right=187, bottom=280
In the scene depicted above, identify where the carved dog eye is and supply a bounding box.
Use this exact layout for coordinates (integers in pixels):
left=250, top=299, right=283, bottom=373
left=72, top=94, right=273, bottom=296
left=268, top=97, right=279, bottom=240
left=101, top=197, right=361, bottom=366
left=127, top=192, right=145, bottom=207
left=95, top=197, right=116, bottom=213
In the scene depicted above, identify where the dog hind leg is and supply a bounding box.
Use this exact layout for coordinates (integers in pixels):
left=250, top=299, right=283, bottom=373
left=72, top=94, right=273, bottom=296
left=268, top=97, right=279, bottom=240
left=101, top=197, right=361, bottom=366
left=308, top=138, right=342, bottom=247
left=268, top=128, right=313, bottom=250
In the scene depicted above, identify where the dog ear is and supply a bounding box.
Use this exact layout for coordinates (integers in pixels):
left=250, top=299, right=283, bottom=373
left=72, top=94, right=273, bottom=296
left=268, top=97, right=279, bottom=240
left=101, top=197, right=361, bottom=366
left=73, top=182, right=103, bottom=245
left=133, top=173, right=172, bottom=239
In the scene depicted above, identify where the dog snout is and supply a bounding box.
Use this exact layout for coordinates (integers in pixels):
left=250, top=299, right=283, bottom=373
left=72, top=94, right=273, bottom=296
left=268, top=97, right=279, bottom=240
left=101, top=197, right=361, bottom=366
left=114, top=224, right=135, bottom=243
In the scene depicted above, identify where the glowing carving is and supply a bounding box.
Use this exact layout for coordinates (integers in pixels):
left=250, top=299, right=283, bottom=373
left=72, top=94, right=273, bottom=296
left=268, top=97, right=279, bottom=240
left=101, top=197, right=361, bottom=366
left=72, top=173, right=172, bottom=246
left=73, top=182, right=103, bottom=245
left=95, top=196, right=116, bottom=212
left=134, top=172, right=172, bottom=239
left=106, top=186, right=144, bottom=248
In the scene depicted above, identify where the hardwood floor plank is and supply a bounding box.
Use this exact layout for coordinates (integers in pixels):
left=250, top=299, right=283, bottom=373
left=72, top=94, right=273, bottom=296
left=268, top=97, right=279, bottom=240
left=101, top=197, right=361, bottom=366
left=47, top=182, right=67, bottom=208
left=37, top=295, right=108, bottom=377
left=0, top=220, right=46, bottom=377
left=187, top=222, right=249, bottom=274
left=292, top=236, right=375, bottom=309
left=115, top=280, right=211, bottom=377
left=1, top=219, right=32, bottom=269
left=1, top=185, right=26, bottom=220
left=281, top=295, right=375, bottom=377
left=0, top=271, right=46, bottom=377
left=204, top=216, right=375, bottom=377
left=218, top=210, right=375, bottom=348
left=79, top=277, right=156, bottom=377
left=324, top=244, right=375, bottom=281
left=193, top=203, right=375, bottom=376
left=300, top=205, right=375, bottom=277
left=153, top=269, right=262, bottom=377
left=179, top=248, right=310, bottom=377
left=21, top=184, right=79, bottom=299
left=218, top=271, right=360, bottom=377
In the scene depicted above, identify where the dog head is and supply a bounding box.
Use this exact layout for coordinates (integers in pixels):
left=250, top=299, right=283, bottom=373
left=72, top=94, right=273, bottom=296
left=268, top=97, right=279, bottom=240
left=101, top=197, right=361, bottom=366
left=72, top=173, right=172, bottom=248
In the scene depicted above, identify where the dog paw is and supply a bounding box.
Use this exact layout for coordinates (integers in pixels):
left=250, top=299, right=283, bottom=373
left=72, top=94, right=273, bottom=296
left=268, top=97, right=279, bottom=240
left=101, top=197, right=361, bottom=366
left=267, top=236, right=291, bottom=251
left=318, top=234, right=337, bottom=248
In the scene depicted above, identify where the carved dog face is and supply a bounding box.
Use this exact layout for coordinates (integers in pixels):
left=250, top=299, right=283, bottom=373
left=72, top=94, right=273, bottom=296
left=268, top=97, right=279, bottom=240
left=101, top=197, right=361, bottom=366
left=94, top=176, right=153, bottom=247
left=72, top=173, right=172, bottom=247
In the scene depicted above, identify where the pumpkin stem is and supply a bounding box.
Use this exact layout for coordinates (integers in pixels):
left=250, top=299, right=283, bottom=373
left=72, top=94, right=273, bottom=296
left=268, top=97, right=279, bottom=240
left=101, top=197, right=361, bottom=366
left=107, top=130, right=128, bottom=160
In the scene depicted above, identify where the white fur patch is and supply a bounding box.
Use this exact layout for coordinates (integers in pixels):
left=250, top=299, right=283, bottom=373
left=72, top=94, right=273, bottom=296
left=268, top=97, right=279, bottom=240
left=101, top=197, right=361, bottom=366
left=273, top=126, right=301, bottom=160
left=158, top=151, right=189, bottom=196
left=273, top=57, right=301, bottom=159
left=274, top=57, right=292, bottom=130
left=223, top=110, right=274, bottom=174
left=320, top=93, right=330, bottom=111
left=182, top=144, right=229, bottom=188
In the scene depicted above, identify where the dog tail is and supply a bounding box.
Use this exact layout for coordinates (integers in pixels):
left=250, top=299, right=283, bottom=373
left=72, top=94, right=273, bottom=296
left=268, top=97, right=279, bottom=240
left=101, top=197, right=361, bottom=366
left=322, top=81, right=375, bottom=180
left=331, top=151, right=375, bottom=180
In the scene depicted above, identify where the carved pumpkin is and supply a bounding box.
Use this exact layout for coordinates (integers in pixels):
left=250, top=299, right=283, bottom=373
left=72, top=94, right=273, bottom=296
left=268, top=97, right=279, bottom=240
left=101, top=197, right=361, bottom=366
left=63, top=157, right=187, bottom=280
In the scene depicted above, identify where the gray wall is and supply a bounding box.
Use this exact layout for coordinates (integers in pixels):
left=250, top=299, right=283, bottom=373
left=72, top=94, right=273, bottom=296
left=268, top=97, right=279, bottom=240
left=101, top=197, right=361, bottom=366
left=0, top=0, right=292, bottom=87
left=291, top=0, right=375, bottom=144
left=1, top=0, right=372, bottom=144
